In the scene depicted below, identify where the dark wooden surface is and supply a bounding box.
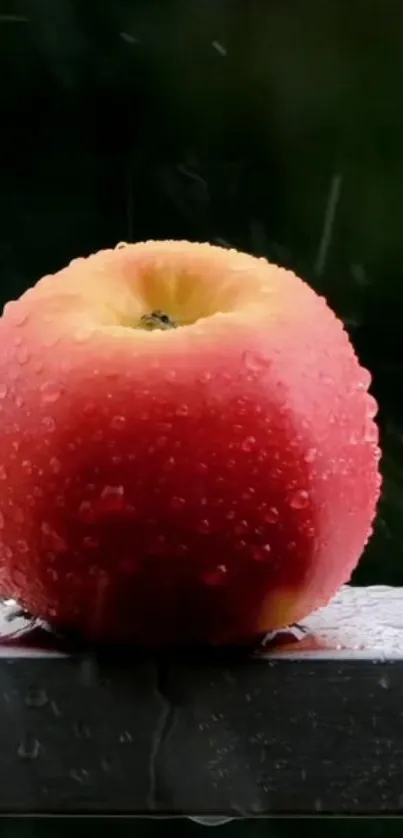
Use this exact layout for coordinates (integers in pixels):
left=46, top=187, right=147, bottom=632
left=0, top=586, right=401, bottom=816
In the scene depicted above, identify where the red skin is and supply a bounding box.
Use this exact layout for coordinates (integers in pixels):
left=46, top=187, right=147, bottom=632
left=0, top=242, right=381, bottom=645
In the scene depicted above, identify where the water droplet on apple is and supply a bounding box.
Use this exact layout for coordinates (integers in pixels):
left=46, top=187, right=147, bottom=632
left=357, top=369, right=371, bottom=391
left=15, top=395, right=24, bottom=408
left=42, top=416, right=56, bottom=432
left=252, top=544, right=271, bottom=561
left=74, top=328, right=93, bottom=343
left=13, top=507, right=24, bottom=523
left=0, top=466, right=7, bottom=481
left=4, top=546, right=12, bottom=559
left=304, top=448, right=317, bottom=463
left=83, top=535, right=99, bottom=550
left=196, top=462, right=208, bottom=475
left=366, top=394, right=378, bottom=419
left=263, top=506, right=279, bottom=524
left=111, top=415, right=126, bottom=430
left=163, top=456, right=176, bottom=471
left=290, top=489, right=310, bottom=510
left=79, top=500, right=96, bottom=523
left=0, top=510, right=4, bottom=529
left=241, top=487, right=255, bottom=501
left=0, top=385, right=8, bottom=399
left=199, top=372, right=213, bottom=384
left=16, top=347, right=29, bottom=365
left=242, top=350, right=271, bottom=372
left=43, top=333, right=60, bottom=348
left=41, top=522, right=67, bottom=552
left=241, top=435, right=257, bottom=453
left=365, top=423, right=378, bottom=443
left=100, top=485, right=125, bottom=513
left=21, top=460, right=33, bottom=475
left=234, top=520, right=249, bottom=535
left=49, top=457, right=61, bottom=474
left=170, top=496, right=186, bottom=511
left=47, top=567, right=59, bottom=582
left=166, top=370, right=177, bottom=381
left=148, top=533, right=166, bottom=555
left=13, top=310, right=28, bottom=327
left=202, top=565, right=227, bottom=586
left=16, top=539, right=29, bottom=554
left=176, top=404, right=189, bottom=417
left=33, top=360, right=44, bottom=374
left=40, top=381, right=62, bottom=403
left=198, top=519, right=211, bottom=534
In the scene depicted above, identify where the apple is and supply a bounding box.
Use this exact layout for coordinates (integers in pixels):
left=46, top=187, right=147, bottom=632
left=0, top=241, right=381, bottom=645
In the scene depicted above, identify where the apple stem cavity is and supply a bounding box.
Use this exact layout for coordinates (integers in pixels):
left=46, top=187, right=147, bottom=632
left=140, top=310, right=178, bottom=331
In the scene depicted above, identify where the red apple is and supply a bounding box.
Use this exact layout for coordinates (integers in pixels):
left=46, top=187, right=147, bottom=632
left=0, top=241, right=381, bottom=645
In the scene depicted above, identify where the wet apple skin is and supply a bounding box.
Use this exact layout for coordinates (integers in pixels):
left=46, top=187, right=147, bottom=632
left=0, top=242, right=381, bottom=644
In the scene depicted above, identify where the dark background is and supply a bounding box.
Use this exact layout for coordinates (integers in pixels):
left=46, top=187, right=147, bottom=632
left=1, top=0, right=402, bottom=832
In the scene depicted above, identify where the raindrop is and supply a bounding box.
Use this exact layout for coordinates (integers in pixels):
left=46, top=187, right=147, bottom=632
left=111, top=415, right=126, bottom=430
left=0, top=510, right=4, bottom=529
left=21, top=460, right=33, bottom=475
left=15, top=395, right=24, bottom=408
left=74, top=721, right=91, bottom=739
left=176, top=404, right=189, bottom=417
left=163, top=456, right=176, bottom=471
left=25, top=687, right=48, bottom=708
left=17, top=737, right=41, bottom=760
left=0, top=386, right=7, bottom=399
left=69, top=768, right=89, bottom=784
left=0, top=466, right=6, bottom=480
left=196, top=461, right=208, bottom=475
left=40, top=381, right=62, bottom=403
left=290, top=489, right=310, bottom=510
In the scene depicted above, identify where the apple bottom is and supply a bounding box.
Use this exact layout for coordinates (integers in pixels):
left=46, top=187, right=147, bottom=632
left=1, top=536, right=336, bottom=648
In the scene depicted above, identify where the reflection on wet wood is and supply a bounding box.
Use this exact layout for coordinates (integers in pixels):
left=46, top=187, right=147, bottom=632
left=0, top=586, right=401, bottom=816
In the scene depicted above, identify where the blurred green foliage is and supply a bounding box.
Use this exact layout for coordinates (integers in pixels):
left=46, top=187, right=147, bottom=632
left=0, top=0, right=402, bottom=829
